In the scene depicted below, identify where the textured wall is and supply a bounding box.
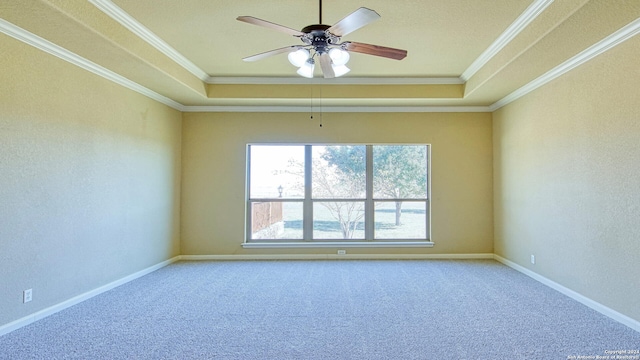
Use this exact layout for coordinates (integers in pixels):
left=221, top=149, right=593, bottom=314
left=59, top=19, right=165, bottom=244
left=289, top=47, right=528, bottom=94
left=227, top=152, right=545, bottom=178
left=493, top=35, right=640, bottom=322
left=181, top=111, right=493, bottom=256
left=0, top=34, right=182, bottom=327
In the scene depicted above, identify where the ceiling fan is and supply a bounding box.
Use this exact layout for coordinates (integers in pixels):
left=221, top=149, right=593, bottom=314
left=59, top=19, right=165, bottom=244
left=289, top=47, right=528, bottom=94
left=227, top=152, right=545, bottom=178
left=237, top=0, right=407, bottom=78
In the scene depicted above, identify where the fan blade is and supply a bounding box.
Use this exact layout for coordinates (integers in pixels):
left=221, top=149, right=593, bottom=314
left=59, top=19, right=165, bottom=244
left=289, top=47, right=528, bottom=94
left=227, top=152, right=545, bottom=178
left=319, top=53, right=335, bottom=78
left=242, top=46, right=302, bottom=62
left=237, top=16, right=304, bottom=37
left=327, top=7, right=380, bottom=37
left=343, top=42, right=407, bottom=60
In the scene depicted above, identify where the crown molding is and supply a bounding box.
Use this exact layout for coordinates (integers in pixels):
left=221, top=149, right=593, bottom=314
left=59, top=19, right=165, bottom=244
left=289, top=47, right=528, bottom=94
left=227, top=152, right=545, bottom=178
left=0, top=19, right=483, bottom=114
left=490, top=17, right=640, bottom=111
left=5, top=8, right=638, bottom=115
left=87, top=0, right=550, bottom=86
left=89, top=0, right=209, bottom=81
left=181, top=106, right=491, bottom=113
left=461, top=0, right=554, bottom=81
left=206, top=76, right=464, bottom=85
left=89, top=0, right=465, bottom=86
left=0, top=18, right=185, bottom=111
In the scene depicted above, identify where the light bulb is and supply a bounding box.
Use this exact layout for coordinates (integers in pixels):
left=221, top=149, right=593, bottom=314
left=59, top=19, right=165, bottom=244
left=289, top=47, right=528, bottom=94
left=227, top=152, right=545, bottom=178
left=297, top=59, right=315, bottom=78
left=329, top=48, right=350, bottom=66
left=288, top=48, right=310, bottom=67
left=332, top=64, right=350, bottom=77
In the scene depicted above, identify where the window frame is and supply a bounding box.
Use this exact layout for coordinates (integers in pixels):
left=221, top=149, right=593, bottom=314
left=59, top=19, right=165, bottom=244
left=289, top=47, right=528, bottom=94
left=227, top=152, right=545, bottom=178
left=244, top=143, right=433, bottom=248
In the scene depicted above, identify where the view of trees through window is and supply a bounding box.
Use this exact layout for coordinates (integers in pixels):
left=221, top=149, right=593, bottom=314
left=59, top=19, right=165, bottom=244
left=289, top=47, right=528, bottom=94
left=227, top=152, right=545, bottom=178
left=248, top=144, right=429, bottom=242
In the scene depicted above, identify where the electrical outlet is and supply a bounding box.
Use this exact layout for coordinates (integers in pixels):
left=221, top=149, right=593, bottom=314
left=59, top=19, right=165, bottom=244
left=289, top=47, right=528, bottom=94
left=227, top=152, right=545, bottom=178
left=23, top=289, right=32, bottom=303
left=337, top=250, right=346, bottom=255
left=530, top=255, right=536, bottom=265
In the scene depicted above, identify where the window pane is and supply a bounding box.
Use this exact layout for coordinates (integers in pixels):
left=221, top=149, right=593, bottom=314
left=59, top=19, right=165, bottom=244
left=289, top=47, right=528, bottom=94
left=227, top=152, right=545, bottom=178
left=373, top=145, right=427, bottom=199
left=313, top=202, right=365, bottom=239
left=250, top=145, right=304, bottom=199
left=312, top=145, right=366, bottom=199
left=247, top=144, right=431, bottom=243
left=374, top=201, right=426, bottom=239
left=251, top=201, right=303, bottom=239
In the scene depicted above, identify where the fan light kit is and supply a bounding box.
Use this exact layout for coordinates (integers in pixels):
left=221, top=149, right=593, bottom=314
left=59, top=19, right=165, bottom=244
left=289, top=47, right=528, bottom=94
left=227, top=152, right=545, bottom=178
left=237, top=0, right=407, bottom=78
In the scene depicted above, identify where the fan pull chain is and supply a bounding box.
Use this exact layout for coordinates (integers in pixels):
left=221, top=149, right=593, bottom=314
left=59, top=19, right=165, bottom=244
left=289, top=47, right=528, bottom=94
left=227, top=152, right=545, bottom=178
left=319, top=84, right=323, bottom=127
left=310, top=82, right=314, bottom=121
left=309, top=81, right=322, bottom=128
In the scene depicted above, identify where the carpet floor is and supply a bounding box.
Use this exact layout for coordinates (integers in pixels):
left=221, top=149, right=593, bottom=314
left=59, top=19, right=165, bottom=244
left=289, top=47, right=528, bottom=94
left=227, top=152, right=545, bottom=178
left=1, top=260, right=638, bottom=359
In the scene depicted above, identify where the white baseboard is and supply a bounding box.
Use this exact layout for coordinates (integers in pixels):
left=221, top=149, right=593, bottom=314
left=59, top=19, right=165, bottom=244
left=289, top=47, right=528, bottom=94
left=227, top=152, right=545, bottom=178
left=0, top=256, right=181, bottom=337
left=493, top=255, right=640, bottom=333
left=179, top=253, right=495, bottom=261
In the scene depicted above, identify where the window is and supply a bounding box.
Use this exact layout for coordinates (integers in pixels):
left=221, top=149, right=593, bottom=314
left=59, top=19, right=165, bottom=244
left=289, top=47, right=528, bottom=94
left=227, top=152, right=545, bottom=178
left=246, top=144, right=430, bottom=245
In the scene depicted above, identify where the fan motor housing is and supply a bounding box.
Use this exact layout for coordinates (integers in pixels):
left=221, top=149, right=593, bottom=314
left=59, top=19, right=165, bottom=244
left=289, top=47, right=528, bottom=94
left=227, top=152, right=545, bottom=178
left=301, top=24, right=338, bottom=53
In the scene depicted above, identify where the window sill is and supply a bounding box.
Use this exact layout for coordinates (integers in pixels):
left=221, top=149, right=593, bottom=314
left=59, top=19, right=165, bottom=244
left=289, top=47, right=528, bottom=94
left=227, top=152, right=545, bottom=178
left=242, top=241, right=434, bottom=249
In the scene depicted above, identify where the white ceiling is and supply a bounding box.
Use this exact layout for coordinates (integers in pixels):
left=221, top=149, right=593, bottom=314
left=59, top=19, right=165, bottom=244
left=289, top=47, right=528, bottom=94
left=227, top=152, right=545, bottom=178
left=1, top=0, right=639, bottom=110
left=110, top=0, right=533, bottom=78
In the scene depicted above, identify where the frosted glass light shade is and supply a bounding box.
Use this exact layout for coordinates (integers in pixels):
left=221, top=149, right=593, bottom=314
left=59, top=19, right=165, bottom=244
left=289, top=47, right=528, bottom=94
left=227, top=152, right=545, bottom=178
left=329, top=48, right=350, bottom=66
left=288, top=48, right=310, bottom=67
left=297, top=60, right=315, bottom=78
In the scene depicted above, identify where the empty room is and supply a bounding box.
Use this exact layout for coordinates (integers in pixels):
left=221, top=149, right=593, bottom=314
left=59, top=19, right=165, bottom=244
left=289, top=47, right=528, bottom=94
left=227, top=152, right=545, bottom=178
left=1, top=0, right=639, bottom=358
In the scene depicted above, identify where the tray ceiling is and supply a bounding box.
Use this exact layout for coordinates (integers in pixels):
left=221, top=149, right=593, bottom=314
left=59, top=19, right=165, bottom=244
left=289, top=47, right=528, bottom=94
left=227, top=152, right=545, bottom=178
left=1, top=0, right=639, bottom=110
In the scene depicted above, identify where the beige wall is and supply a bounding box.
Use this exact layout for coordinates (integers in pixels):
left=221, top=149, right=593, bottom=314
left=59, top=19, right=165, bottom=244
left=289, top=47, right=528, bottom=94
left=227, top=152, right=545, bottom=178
left=0, top=34, right=182, bottom=326
left=1, top=8, right=638, bottom=334
left=1, top=0, right=637, bottom=334
left=493, top=35, right=640, bottom=322
left=181, top=111, right=493, bottom=256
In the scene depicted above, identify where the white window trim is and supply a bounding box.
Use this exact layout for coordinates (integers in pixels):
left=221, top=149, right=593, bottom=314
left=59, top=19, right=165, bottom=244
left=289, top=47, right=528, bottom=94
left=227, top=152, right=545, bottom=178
left=242, top=241, right=434, bottom=249
left=245, top=143, right=432, bottom=247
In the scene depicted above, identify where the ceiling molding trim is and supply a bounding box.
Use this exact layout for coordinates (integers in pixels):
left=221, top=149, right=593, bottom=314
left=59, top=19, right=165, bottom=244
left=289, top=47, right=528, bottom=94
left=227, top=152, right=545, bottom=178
left=490, top=17, right=640, bottom=111
left=0, top=18, right=185, bottom=111
left=181, top=106, right=491, bottom=113
left=206, top=77, right=465, bottom=85
left=461, top=0, right=554, bottom=81
left=89, top=0, right=209, bottom=81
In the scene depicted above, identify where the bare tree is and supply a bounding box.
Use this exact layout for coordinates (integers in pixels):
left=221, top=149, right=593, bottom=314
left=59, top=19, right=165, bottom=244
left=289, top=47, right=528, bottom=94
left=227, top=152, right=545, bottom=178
left=323, top=145, right=426, bottom=226
left=285, top=145, right=426, bottom=237
left=286, top=148, right=365, bottom=239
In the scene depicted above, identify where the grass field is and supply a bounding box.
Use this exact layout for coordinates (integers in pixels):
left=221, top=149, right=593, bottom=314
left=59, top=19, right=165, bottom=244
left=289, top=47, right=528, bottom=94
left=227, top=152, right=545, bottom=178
left=266, top=201, right=427, bottom=240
